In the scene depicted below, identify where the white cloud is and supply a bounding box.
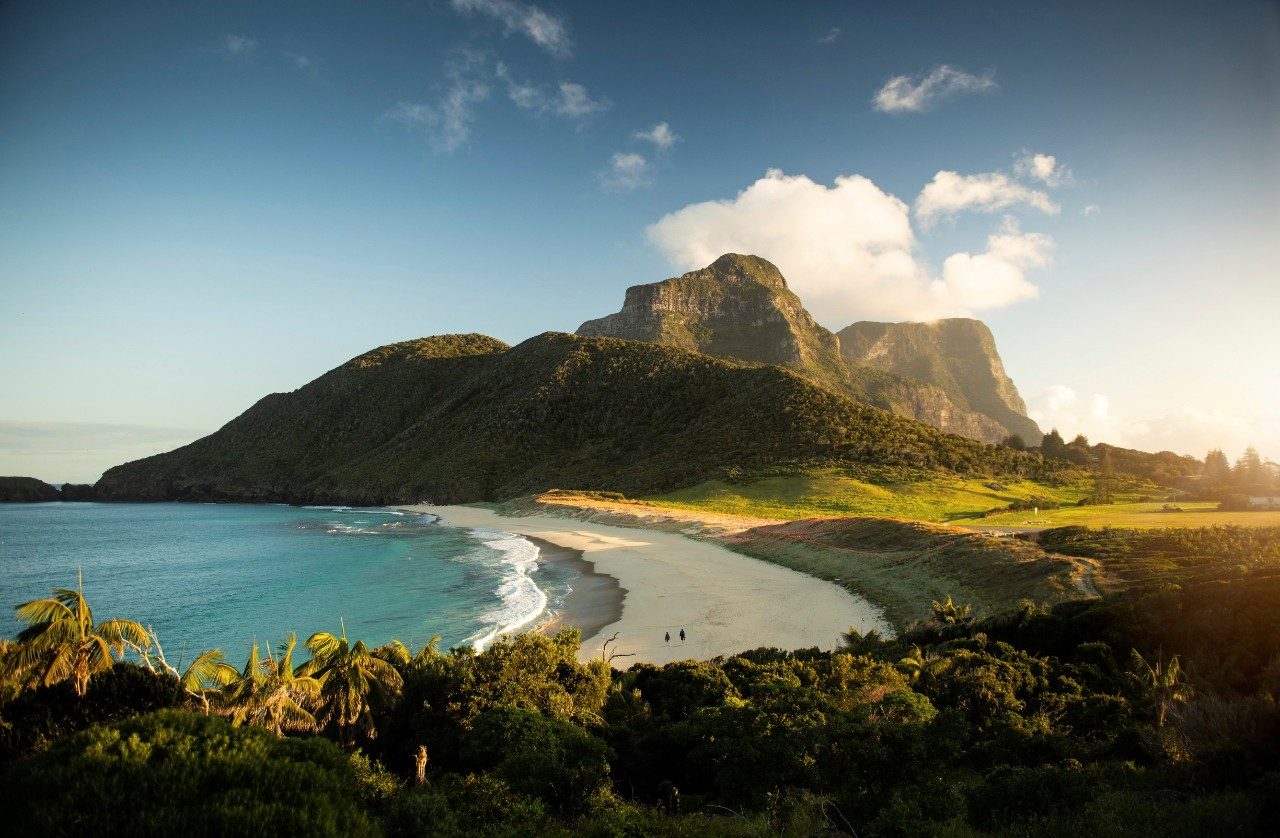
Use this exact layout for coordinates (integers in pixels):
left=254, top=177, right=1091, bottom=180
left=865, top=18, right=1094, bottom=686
left=817, top=27, right=841, bottom=44
left=554, top=81, right=608, bottom=118
left=222, top=34, right=257, bottom=58
left=385, top=49, right=491, bottom=152
left=1015, top=152, right=1073, bottom=187
left=1028, top=388, right=1279, bottom=459
left=915, top=170, right=1059, bottom=225
left=450, top=0, right=572, bottom=58
left=600, top=152, right=650, bottom=192
left=495, top=63, right=608, bottom=121
left=285, top=51, right=318, bottom=76
left=873, top=65, right=997, bottom=113
left=634, top=122, right=679, bottom=150
left=646, top=169, right=1054, bottom=323
left=938, top=217, right=1048, bottom=311
left=1082, top=204, right=1101, bottom=216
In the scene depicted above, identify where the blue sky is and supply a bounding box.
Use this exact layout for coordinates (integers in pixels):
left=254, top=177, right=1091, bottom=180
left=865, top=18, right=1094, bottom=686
left=2, top=0, right=1277, bottom=482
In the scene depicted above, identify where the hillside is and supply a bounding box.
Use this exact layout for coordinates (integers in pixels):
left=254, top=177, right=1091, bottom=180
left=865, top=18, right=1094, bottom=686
left=96, top=332, right=1032, bottom=505
left=0, top=477, right=60, bottom=503
left=577, top=254, right=1011, bottom=443
left=838, top=318, right=1042, bottom=442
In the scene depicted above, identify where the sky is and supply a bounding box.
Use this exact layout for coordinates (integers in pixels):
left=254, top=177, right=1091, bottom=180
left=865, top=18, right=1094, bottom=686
left=1, top=0, right=1278, bottom=483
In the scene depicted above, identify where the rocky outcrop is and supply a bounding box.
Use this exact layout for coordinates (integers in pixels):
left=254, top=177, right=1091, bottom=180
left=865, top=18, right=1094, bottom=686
left=577, top=254, right=854, bottom=396
left=578, top=254, right=1018, bottom=444
left=59, top=483, right=98, bottom=501
left=837, top=319, right=1041, bottom=443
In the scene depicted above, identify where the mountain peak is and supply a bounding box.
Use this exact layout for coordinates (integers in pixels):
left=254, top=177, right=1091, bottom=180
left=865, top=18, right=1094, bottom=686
left=706, top=253, right=788, bottom=288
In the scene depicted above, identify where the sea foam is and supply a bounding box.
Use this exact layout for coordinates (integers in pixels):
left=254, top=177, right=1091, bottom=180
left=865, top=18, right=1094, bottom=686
left=467, top=530, right=548, bottom=652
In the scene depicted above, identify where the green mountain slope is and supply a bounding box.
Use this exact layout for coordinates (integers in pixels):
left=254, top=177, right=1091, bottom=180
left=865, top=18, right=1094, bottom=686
left=96, top=332, right=1031, bottom=505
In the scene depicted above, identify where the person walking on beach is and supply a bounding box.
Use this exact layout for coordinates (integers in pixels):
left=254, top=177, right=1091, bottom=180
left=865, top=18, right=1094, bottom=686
left=679, top=628, right=686, bottom=643
left=664, top=631, right=670, bottom=644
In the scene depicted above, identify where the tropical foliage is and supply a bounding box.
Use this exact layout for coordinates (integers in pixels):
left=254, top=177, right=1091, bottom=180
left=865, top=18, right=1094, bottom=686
left=2, top=537, right=1278, bottom=835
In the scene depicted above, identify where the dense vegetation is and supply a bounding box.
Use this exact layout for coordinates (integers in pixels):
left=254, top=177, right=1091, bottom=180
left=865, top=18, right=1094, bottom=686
left=96, top=332, right=1041, bottom=505
left=0, top=477, right=60, bottom=503
left=3, top=528, right=1277, bottom=836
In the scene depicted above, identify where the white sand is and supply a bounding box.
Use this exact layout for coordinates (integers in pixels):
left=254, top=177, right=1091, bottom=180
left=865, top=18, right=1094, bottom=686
left=402, top=504, right=891, bottom=666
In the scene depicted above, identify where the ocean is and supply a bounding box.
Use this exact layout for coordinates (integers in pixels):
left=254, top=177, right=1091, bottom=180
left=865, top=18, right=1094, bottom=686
left=0, top=503, right=576, bottom=663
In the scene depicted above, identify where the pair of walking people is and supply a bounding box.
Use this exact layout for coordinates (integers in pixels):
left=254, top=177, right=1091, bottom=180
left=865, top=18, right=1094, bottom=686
left=664, top=628, right=686, bottom=644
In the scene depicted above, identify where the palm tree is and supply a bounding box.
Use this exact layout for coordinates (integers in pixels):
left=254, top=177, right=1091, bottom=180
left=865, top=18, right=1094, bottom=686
left=6, top=569, right=149, bottom=697
left=931, top=595, right=972, bottom=626
left=221, top=633, right=321, bottom=736
left=177, top=649, right=239, bottom=713
left=304, top=621, right=405, bottom=746
left=1129, top=649, right=1193, bottom=728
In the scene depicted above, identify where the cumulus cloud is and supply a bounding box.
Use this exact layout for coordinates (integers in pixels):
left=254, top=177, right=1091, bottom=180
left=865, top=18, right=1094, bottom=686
left=222, top=34, right=257, bottom=58
left=450, top=0, right=572, bottom=58
left=873, top=65, right=997, bottom=113
left=915, top=170, right=1059, bottom=225
left=599, top=153, right=650, bottom=192
left=385, top=50, right=491, bottom=152
left=1083, top=204, right=1101, bottom=216
left=495, top=63, right=608, bottom=120
left=817, top=27, right=841, bottom=44
left=634, top=122, right=679, bottom=150
left=646, top=169, right=1053, bottom=323
left=1015, top=152, right=1073, bottom=187
left=938, top=217, right=1048, bottom=310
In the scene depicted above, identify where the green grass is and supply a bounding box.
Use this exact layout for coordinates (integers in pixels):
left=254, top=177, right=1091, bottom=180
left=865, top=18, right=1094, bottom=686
left=961, top=501, right=1280, bottom=529
left=644, top=467, right=1154, bottom=523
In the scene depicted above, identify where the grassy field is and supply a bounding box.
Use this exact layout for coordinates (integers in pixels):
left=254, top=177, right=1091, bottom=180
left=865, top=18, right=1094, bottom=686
left=644, top=468, right=1155, bottom=523
left=958, top=501, right=1280, bottom=529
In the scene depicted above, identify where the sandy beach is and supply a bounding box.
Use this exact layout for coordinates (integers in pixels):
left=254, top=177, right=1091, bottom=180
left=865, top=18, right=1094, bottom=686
left=401, top=504, right=891, bottom=666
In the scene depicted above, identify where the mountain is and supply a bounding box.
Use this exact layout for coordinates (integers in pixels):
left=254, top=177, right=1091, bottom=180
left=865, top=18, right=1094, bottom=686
left=95, top=332, right=1029, bottom=505
left=837, top=319, right=1042, bottom=443
left=577, top=254, right=1012, bottom=443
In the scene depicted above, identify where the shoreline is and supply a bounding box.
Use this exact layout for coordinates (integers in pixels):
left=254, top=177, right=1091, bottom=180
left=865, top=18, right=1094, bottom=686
left=523, top=535, right=627, bottom=644
left=402, top=503, right=891, bottom=667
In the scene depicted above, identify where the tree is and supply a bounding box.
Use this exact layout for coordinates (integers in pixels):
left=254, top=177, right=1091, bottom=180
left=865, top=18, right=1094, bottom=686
left=1204, top=449, right=1231, bottom=485
left=1091, top=447, right=1115, bottom=504
left=5, top=570, right=150, bottom=697
left=1001, top=434, right=1027, bottom=451
left=1040, top=429, right=1067, bottom=461
left=1128, top=650, right=1192, bottom=728
left=1234, top=447, right=1267, bottom=492
left=304, top=620, right=405, bottom=747
left=221, top=634, right=321, bottom=736
left=930, top=595, right=972, bottom=626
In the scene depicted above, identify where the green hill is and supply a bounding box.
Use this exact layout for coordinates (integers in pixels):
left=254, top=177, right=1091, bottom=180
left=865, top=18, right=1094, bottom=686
left=96, top=332, right=1033, bottom=505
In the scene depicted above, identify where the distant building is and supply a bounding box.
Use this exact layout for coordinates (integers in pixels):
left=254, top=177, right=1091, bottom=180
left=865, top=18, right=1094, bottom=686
left=1247, top=496, right=1280, bottom=510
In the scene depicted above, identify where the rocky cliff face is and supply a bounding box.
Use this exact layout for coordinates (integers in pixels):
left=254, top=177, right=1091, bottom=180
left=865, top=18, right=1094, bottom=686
left=578, top=254, right=1018, bottom=444
left=578, top=254, right=854, bottom=394
left=837, top=319, right=1041, bottom=443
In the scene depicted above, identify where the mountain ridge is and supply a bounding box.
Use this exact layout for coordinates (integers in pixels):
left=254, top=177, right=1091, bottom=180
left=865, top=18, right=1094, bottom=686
left=95, top=331, right=1032, bottom=505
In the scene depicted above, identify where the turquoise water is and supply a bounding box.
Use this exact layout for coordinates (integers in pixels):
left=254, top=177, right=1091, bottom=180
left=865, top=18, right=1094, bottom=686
left=0, top=503, right=574, bottom=663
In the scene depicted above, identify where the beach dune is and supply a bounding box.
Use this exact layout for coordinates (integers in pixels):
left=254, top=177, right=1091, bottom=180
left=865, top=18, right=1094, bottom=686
left=403, top=505, right=891, bottom=666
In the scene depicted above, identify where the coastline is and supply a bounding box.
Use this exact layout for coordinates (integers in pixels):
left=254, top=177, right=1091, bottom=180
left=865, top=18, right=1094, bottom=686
left=401, top=503, right=891, bottom=667
left=523, top=535, right=627, bottom=644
